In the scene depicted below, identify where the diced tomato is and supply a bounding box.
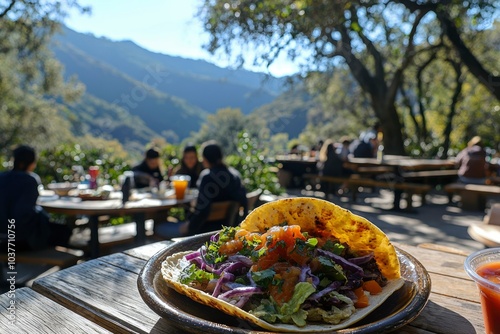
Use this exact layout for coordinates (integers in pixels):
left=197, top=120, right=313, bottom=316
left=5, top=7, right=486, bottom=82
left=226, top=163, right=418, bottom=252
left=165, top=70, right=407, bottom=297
left=252, top=250, right=280, bottom=271
left=363, top=280, right=382, bottom=295
left=218, top=239, right=243, bottom=255
left=353, top=287, right=370, bottom=308
left=269, top=266, right=301, bottom=305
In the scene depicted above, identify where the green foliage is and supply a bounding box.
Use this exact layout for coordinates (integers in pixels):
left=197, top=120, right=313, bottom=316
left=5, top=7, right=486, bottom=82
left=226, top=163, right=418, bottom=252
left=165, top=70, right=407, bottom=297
left=0, top=1, right=87, bottom=152
left=226, top=132, right=282, bottom=195
left=36, top=144, right=130, bottom=186
left=190, top=108, right=270, bottom=155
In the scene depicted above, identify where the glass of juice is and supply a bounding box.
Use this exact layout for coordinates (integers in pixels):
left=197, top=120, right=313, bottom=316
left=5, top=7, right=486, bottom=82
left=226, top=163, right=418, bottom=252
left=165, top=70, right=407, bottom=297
left=464, top=248, right=500, bottom=333
left=170, top=175, right=191, bottom=200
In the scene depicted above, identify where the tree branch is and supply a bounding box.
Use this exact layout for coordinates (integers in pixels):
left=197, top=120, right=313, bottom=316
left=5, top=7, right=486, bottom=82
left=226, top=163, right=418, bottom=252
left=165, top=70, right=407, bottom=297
left=336, top=25, right=377, bottom=99
left=387, top=9, right=427, bottom=104
left=349, top=7, right=385, bottom=82
left=0, top=0, right=16, bottom=19
left=437, top=12, right=500, bottom=100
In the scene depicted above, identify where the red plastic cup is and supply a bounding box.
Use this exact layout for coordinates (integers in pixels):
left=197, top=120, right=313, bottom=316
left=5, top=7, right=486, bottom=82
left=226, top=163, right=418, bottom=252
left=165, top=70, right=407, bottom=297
left=464, top=248, right=500, bottom=333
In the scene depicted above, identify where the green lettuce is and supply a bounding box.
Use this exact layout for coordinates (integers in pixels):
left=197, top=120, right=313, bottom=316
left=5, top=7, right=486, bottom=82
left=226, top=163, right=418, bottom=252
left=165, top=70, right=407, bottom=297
left=249, top=282, right=316, bottom=327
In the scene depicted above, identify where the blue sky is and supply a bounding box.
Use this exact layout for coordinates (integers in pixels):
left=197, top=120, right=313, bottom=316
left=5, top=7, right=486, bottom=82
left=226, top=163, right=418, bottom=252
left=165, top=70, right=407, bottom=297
left=65, top=0, right=299, bottom=77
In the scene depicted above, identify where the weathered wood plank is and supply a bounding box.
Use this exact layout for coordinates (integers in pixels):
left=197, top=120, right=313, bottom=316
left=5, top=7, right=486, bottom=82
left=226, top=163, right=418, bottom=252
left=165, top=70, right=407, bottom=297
left=408, top=292, right=484, bottom=334
left=0, top=288, right=110, bottom=333
left=123, top=240, right=173, bottom=260
left=33, top=259, right=175, bottom=333
left=396, top=243, right=470, bottom=280
left=99, top=252, right=146, bottom=275
left=429, top=272, right=479, bottom=303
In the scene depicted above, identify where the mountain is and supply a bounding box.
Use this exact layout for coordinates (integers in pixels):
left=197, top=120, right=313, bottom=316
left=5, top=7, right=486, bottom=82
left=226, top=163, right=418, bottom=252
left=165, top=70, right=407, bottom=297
left=51, top=27, right=284, bottom=149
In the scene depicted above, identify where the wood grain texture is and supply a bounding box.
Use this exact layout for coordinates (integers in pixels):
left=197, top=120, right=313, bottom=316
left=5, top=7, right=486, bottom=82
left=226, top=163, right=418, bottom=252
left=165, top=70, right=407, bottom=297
left=123, top=240, right=173, bottom=260
left=32, top=259, right=174, bottom=333
left=27, top=242, right=485, bottom=334
left=408, top=292, right=484, bottom=333
left=396, top=243, right=469, bottom=280
left=0, top=288, right=110, bottom=333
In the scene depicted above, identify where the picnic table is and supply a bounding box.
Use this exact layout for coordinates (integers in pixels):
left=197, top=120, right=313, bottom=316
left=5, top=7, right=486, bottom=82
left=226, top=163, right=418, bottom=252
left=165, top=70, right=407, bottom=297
left=39, top=193, right=195, bottom=258
left=275, top=155, right=318, bottom=188
left=347, top=155, right=457, bottom=172
left=0, top=241, right=485, bottom=333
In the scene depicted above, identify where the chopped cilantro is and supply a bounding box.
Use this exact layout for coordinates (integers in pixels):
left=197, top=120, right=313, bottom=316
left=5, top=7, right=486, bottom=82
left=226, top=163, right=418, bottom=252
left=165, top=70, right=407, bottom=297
left=279, top=221, right=288, bottom=226
left=179, top=264, right=216, bottom=285
left=322, top=240, right=345, bottom=255
left=251, top=269, right=276, bottom=288
left=318, top=256, right=347, bottom=281
left=319, top=276, right=332, bottom=288
left=305, top=238, right=318, bottom=247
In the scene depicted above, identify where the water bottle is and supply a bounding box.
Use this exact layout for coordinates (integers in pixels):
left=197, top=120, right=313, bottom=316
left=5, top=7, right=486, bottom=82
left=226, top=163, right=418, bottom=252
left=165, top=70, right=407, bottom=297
left=122, top=176, right=131, bottom=204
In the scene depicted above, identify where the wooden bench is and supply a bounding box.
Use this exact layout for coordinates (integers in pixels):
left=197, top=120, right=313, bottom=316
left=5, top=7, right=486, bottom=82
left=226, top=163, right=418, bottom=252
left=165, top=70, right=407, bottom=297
left=444, top=183, right=500, bottom=211
left=70, top=221, right=154, bottom=254
left=304, top=174, right=431, bottom=210
left=402, top=169, right=458, bottom=185
left=0, top=247, right=82, bottom=268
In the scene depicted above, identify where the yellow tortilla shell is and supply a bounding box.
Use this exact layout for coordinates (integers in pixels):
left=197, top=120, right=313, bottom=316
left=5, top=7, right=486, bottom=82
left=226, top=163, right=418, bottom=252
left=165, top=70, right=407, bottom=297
left=240, top=198, right=401, bottom=280
left=161, top=198, right=404, bottom=331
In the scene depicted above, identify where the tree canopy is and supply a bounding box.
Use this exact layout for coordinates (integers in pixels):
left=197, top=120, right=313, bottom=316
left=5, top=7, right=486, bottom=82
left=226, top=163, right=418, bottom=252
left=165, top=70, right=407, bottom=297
left=0, top=0, right=88, bottom=151
left=200, top=0, right=499, bottom=155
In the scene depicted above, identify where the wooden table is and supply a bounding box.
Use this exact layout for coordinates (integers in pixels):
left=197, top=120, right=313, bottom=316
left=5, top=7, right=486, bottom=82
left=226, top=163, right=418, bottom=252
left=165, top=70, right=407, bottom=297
left=0, top=241, right=481, bottom=333
left=275, top=155, right=318, bottom=188
left=40, top=195, right=194, bottom=258
left=348, top=156, right=456, bottom=172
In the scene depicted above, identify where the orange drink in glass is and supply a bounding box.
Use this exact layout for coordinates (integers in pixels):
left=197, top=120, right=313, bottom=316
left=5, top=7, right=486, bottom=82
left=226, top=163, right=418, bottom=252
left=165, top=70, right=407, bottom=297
left=170, top=175, right=191, bottom=200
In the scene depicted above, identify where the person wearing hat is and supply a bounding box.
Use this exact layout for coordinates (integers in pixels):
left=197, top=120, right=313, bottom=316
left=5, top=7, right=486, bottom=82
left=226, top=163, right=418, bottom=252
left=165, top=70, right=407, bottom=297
left=456, top=136, right=488, bottom=184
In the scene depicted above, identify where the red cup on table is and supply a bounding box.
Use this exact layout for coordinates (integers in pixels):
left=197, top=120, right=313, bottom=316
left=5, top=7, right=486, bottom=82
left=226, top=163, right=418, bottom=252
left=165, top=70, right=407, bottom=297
left=88, top=166, right=100, bottom=189
left=464, top=248, right=500, bottom=333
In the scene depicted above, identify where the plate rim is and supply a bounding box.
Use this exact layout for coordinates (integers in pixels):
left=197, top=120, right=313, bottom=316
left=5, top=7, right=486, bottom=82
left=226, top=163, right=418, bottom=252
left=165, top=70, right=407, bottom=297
left=138, top=232, right=431, bottom=333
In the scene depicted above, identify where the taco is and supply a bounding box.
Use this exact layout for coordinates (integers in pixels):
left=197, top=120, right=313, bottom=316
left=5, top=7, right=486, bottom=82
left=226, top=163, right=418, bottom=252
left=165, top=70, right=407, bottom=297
left=162, top=198, right=404, bottom=332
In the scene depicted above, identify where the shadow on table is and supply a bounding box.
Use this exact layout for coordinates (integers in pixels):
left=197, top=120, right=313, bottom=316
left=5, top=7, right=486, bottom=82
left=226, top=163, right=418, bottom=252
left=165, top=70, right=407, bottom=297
left=407, top=299, right=481, bottom=333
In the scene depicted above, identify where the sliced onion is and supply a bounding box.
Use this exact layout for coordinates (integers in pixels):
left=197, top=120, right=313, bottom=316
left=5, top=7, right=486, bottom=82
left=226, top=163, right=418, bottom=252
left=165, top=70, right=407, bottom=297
left=218, top=286, right=263, bottom=301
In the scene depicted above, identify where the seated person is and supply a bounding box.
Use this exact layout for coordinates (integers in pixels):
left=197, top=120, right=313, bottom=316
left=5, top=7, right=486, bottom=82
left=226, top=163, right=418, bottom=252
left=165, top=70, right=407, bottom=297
left=317, top=140, right=344, bottom=178
left=353, top=133, right=378, bottom=158
left=172, top=145, right=203, bottom=188
left=0, top=145, right=71, bottom=251
left=155, top=141, right=247, bottom=238
left=456, top=136, right=488, bottom=184
left=132, top=147, right=164, bottom=188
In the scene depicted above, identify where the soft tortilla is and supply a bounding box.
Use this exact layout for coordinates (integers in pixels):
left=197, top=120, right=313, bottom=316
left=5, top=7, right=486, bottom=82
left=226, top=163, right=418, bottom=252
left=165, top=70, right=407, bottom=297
left=240, top=198, right=400, bottom=280
left=162, top=252, right=404, bottom=332
left=161, top=198, right=404, bottom=332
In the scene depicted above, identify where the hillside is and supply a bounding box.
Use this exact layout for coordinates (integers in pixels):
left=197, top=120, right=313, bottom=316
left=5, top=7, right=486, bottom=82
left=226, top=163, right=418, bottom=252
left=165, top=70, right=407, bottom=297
left=51, top=27, right=285, bottom=149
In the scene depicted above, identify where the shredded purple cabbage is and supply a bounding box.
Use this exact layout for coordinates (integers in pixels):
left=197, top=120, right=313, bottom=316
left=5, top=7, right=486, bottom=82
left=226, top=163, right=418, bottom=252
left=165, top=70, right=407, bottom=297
left=348, top=253, right=374, bottom=265
left=308, top=281, right=342, bottom=301
left=316, top=248, right=364, bottom=277
left=212, top=272, right=235, bottom=297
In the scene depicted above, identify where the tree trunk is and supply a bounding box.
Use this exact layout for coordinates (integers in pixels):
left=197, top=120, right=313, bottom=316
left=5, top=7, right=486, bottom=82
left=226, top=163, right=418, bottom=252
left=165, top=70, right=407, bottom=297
left=441, top=59, right=463, bottom=159
left=372, top=98, right=406, bottom=155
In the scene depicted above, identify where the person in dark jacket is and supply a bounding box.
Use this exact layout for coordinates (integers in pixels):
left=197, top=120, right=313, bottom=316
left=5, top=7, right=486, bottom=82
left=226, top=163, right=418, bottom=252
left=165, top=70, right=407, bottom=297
left=132, top=147, right=164, bottom=188
left=456, top=136, right=488, bottom=184
left=172, top=145, right=203, bottom=188
left=154, top=141, right=247, bottom=238
left=0, top=145, right=71, bottom=251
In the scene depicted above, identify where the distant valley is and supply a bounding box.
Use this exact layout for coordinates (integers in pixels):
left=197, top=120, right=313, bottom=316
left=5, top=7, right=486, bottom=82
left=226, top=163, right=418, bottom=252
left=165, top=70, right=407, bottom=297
left=52, top=27, right=309, bottom=150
